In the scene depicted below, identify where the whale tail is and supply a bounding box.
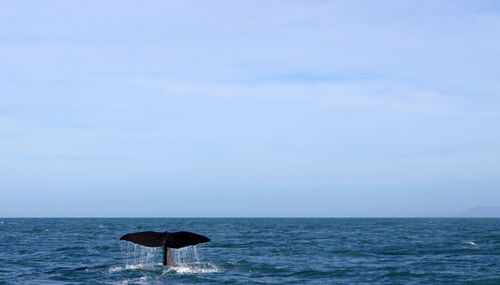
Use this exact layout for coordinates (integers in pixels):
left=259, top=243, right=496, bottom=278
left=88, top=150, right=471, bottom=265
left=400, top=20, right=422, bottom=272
left=164, top=231, right=211, bottom=248
left=120, top=231, right=166, bottom=247
left=120, top=231, right=211, bottom=266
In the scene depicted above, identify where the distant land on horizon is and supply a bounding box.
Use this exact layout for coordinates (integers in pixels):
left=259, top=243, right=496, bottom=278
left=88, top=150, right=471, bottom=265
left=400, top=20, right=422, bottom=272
left=458, top=207, right=500, bottom=218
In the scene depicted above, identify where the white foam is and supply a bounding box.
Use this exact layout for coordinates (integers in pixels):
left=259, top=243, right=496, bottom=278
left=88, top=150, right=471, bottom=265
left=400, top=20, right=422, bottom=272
left=125, top=264, right=156, bottom=270
left=107, top=266, right=124, bottom=273
left=110, top=276, right=150, bottom=285
left=108, top=263, right=220, bottom=275
left=464, top=241, right=476, bottom=246
left=166, top=263, right=222, bottom=274
left=107, top=264, right=158, bottom=273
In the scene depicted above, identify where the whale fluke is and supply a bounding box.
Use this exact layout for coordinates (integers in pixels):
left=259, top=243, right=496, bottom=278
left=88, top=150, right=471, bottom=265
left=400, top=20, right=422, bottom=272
left=120, top=230, right=211, bottom=266
left=166, top=231, right=211, bottom=248
left=120, top=231, right=210, bottom=248
left=120, top=231, right=166, bottom=247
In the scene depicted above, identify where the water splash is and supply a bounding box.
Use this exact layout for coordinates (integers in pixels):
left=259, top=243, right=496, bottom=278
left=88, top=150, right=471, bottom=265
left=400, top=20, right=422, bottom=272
left=107, top=264, right=157, bottom=273
left=174, top=246, right=201, bottom=264
left=121, top=243, right=160, bottom=266
left=166, top=263, right=221, bottom=274
left=170, top=246, right=222, bottom=274
left=117, top=244, right=220, bottom=274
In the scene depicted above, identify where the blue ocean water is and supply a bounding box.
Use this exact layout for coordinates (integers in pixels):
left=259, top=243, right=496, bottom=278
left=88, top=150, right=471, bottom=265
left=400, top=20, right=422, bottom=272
left=0, top=218, right=499, bottom=284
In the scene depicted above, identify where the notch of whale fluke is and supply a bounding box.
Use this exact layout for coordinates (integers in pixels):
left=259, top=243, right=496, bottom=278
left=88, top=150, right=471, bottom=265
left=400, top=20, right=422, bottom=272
left=120, top=231, right=211, bottom=248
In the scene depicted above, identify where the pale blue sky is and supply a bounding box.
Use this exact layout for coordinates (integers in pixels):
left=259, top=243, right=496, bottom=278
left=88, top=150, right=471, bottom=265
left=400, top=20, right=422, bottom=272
left=1, top=0, right=499, bottom=217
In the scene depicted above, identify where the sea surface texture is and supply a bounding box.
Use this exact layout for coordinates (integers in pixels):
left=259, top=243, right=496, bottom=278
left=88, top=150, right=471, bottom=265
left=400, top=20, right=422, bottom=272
left=0, top=218, right=499, bottom=284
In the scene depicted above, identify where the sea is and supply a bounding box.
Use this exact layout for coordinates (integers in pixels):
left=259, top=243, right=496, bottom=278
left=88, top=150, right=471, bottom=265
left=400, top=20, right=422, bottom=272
left=0, top=218, right=499, bottom=284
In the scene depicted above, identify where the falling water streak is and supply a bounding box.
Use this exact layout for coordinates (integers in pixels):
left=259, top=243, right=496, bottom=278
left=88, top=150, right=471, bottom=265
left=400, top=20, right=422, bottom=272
left=122, top=243, right=160, bottom=266
left=174, top=246, right=200, bottom=265
left=119, top=242, right=214, bottom=274
left=140, top=245, right=157, bottom=265
left=193, top=245, right=200, bottom=261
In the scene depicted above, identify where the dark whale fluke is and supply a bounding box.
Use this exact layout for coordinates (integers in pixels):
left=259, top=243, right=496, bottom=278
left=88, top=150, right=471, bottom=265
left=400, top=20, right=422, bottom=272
left=120, top=231, right=210, bottom=266
left=120, top=231, right=166, bottom=247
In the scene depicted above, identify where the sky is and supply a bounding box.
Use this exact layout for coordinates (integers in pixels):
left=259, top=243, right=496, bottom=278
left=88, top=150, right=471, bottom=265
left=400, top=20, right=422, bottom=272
left=1, top=0, right=499, bottom=217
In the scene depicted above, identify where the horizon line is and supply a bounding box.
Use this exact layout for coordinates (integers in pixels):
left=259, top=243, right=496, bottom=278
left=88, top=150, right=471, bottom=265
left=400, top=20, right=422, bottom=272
left=2, top=216, right=500, bottom=219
